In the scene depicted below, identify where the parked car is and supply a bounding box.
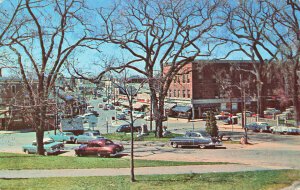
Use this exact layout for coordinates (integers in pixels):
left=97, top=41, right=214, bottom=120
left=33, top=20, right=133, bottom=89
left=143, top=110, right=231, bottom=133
left=270, top=126, right=300, bottom=135
left=106, top=104, right=115, bottom=110
left=122, top=108, right=131, bottom=115
left=169, top=131, right=222, bottom=149
left=48, top=132, right=76, bottom=143
left=116, top=113, right=126, bottom=120
left=88, top=110, right=99, bottom=117
left=115, top=106, right=122, bottom=111
left=263, top=108, right=281, bottom=115
left=132, top=111, right=145, bottom=118
left=245, top=122, right=271, bottom=132
left=222, top=116, right=238, bottom=125
left=236, top=111, right=254, bottom=118
left=74, top=139, right=124, bottom=157
left=102, top=97, right=108, bottom=102
left=22, top=138, right=64, bottom=156
left=215, top=112, right=230, bottom=120
left=98, top=104, right=103, bottom=108
left=116, top=124, right=141, bottom=133
left=74, top=132, right=104, bottom=144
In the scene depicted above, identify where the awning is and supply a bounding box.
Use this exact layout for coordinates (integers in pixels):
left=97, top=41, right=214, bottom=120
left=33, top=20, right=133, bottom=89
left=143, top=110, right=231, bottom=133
left=164, top=103, right=176, bottom=110
left=172, top=106, right=192, bottom=113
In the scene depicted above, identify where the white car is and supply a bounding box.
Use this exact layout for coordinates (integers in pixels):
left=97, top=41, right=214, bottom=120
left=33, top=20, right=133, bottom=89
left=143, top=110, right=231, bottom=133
left=270, top=126, right=299, bottom=135
left=132, top=111, right=145, bottom=118
left=264, top=108, right=281, bottom=115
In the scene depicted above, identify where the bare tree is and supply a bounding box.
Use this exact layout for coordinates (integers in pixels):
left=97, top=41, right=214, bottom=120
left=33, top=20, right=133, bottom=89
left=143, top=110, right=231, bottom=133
left=97, top=0, right=225, bottom=137
left=108, top=70, right=146, bottom=182
left=1, top=0, right=102, bottom=155
left=264, top=0, right=300, bottom=126
left=216, top=0, right=280, bottom=117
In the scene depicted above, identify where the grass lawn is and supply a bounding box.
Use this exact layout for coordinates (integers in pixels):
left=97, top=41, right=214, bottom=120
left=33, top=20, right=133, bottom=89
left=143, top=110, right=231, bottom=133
left=0, top=170, right=299, bottom=190
left=0, top=152, right=230, bottom=170
left=104, top=132, right=183, bottom=142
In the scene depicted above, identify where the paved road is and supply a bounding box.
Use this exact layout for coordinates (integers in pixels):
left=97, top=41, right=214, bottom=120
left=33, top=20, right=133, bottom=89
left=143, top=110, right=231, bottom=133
left=0, top=164, right=286, bottom=178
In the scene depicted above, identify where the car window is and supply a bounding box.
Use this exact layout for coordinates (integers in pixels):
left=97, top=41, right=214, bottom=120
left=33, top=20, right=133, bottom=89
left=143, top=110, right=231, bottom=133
left=93, top=132, right=100, bottom=136
left=105, top=140, right=114, bottom=145
left=190, top=133, right=198, bottom=137
left=200, top=131, right=211, bottom=137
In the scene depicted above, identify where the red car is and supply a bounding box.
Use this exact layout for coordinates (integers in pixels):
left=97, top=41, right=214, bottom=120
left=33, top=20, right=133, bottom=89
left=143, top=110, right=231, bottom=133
left=74, top=139, right=124, bottom=157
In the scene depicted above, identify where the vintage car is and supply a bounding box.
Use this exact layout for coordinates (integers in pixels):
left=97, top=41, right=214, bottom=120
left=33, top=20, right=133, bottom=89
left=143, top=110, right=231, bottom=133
left=116, top=113, right=126, bottom=120
left=169, top=131, right=222, bottom=149
left=270, top=126, right=300, bottom=135
left=245, top=122, right=271, bottom=132
left=74, top=132, right=104, bottom=144
left=22, top=138, right=64, bottom=155
left=74, top=139, right=124, bottom=157
left=215, top=112, right=230, bottom=120
left=132, top=111, right=145, bottom=118
left=48, top=132, right=76, bottom=143
left=116, top=124, right=141, bottom=133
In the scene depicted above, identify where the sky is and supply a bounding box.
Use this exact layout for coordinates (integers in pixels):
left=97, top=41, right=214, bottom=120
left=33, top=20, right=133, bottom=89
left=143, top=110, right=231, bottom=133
left=0, top=0, right=275, bottom=78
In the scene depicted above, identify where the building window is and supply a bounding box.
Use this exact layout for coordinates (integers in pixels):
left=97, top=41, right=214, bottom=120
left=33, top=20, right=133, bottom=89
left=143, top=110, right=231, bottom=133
left=182, top=74, right=185, bottom=83
left=187, top=90, right=191, bottom=98
left=177, top=75, right=180, bottom=83
left=177, top=90, right=180, bottom=97
left=183, top=90, right=185, bottom=98
left=173, top=90, right=176, bottom=97
left=187, top=74, right=190, bottom=83
left=169, top=90, right=172, bottom=97
left=11, top=85, right=16, bottom=94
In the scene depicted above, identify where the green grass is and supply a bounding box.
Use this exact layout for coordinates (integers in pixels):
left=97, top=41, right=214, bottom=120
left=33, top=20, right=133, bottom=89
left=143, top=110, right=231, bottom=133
left=0, top=152, right=230, bottom=170
left=0, top=170, right=299, bottom=190
left=104, top=132, right=183, bottom=142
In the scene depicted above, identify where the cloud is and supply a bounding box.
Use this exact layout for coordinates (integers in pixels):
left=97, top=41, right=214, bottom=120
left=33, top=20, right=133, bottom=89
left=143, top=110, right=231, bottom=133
left=0, top=0, right=3, bottom=3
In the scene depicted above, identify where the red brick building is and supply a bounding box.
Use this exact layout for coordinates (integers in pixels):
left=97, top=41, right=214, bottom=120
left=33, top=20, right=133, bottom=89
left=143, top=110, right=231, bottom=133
left=164, top=60, right=259, bottom=119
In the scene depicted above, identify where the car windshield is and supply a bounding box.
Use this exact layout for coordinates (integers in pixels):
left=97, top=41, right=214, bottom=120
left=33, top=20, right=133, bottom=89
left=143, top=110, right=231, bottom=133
left=200, top=131, right=211, bottom=137
left=65, top=132, right=74, bottom=136
left=105, top=140, right=114, bottom=145
left=93, top=132, right=100, bottom=136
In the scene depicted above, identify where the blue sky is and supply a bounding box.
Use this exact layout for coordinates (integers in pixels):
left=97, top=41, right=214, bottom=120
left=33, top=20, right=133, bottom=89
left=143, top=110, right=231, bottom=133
left=0, top=0, right=273, bottom=78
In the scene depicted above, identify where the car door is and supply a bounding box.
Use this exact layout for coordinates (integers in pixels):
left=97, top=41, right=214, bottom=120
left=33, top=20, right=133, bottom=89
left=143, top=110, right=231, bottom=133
left=187, top=132, right=197, bottom=146
left=85, top=143, right=98, bottom=155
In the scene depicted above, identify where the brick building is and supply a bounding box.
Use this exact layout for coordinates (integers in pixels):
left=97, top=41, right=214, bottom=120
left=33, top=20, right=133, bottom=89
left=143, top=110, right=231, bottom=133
left=164, top=60, right=260, bottom=119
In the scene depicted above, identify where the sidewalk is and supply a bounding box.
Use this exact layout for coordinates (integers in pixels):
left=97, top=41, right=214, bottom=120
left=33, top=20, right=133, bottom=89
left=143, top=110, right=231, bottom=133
left=0, top=164, right=289, bottom=179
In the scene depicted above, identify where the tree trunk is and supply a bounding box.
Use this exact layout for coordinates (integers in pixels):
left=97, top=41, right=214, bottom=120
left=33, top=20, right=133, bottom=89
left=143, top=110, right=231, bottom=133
left=256, top=77, right=266, bottom=117
left=36, top=104, right=46, bottom=155
left=129, top=105, right=135, bottom=182
left=292, top=64, right=300, bottom=127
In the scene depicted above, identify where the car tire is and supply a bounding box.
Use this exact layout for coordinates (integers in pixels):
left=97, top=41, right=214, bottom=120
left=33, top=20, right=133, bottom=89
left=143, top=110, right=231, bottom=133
left=44, top=152, right=49, bottom=156
left=172, top=142, right=178, bottom=148
left=97, top=152, right=105, bottom=157
left=199, top=145, right=206, bottom=149
left=24, top=150, right=29, bottom=154
left=75, top=152, right=82, bottom=157
left=259, top=128, right=263, bottom=133
left=74, top=139, right=78, bottom=144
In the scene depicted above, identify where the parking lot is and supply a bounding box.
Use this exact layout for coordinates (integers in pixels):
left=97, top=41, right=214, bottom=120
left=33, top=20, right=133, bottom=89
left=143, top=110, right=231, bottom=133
left=0, top=97, right=299, bottom=171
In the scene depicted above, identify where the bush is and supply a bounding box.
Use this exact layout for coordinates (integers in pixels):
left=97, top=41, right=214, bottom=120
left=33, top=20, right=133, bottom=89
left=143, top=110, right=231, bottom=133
left=205, top=111, right=218, bottom=137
